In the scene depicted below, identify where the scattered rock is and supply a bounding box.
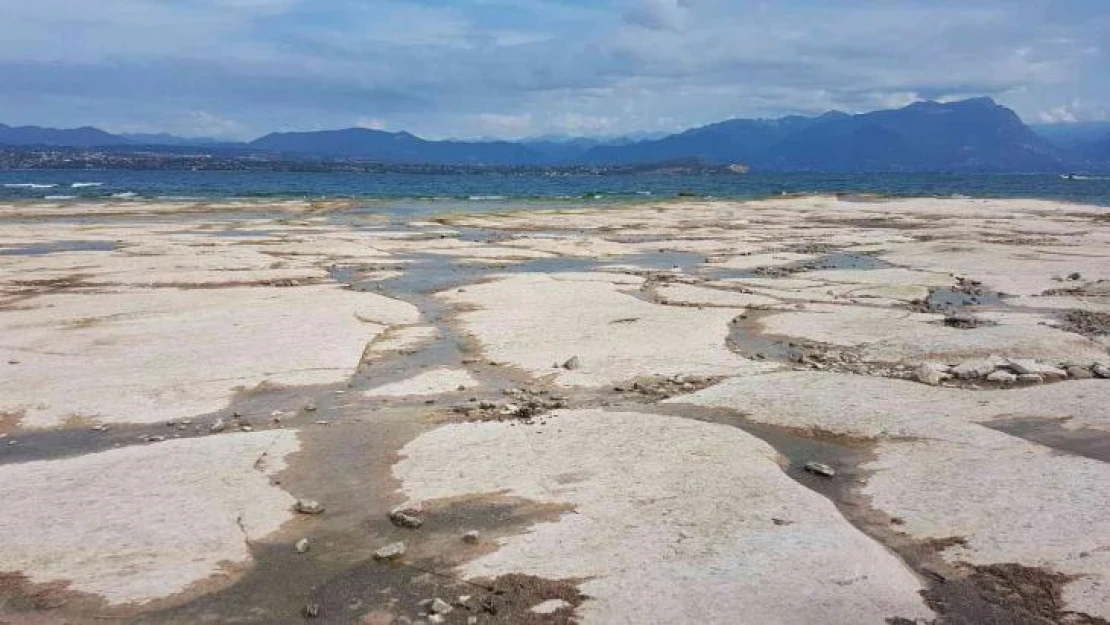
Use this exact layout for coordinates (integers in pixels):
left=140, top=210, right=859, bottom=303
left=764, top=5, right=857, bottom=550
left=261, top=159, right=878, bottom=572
left=1066, top=365, right=1094, bottom=380
left=803, top=462, right=836, bottom=478
left=915, top=363, right=944, bottom=386
left=1094, top=364, right=1110, bottom=379
left=388, top=504, right=424, bottom=529
left=209, top=419, right=226, bottom=433
left=530, top=599, right=572, bottom=614
left=462, top=530, right=480, bottom=544
left=428, top=615, right=446, bottom=624
left=373, top=541, right=406, bottom=561
left=1067, top=272, right=1082, bottom=281
left=304, top=602, right=320, bottom=618
left=951, top=358, right=999, bottom=380
left=1004, top=358, right=1066, bottom=379
left=986, top=370, right=1017, bottom=385
left=303, top=401, right=317, bottom=412
left=562, top=355, right=581, bottom=370
left=295, top=538, right=310, bottom=553
left=293, top=499, right=325, bottom=515
left=429, top=598, right=453, bottom=615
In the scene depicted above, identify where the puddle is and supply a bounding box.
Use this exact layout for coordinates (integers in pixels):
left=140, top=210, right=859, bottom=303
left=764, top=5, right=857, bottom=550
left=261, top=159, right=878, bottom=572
left=726, top=311, right=805, bottom=363
left=925, top=287, right=1005, bottom=310
left=984, top=417, right=1110, bottom=463
left=0, top=240, right=117, bottom=256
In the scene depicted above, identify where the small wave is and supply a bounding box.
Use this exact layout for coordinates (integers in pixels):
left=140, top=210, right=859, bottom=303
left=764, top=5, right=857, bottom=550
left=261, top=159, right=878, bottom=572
left=4, top=183, right=57, bottom=189
left=43, top=195, right=77, bottom=200
left=111, top=192, right=139, bottom=199
left=71, top=182, right=103, bottom=188
left=467, top=195, right=508, bottom=201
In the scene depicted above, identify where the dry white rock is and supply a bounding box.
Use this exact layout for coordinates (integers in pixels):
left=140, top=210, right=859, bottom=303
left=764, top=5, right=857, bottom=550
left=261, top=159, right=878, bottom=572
left=0, top=431, right=298, bottom=605
left=395, top=410, right=930, bottom=624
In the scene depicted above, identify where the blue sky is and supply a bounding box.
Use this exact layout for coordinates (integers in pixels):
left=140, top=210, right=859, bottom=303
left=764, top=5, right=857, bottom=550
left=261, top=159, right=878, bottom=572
left=0, top=0, right=1107, bottom=139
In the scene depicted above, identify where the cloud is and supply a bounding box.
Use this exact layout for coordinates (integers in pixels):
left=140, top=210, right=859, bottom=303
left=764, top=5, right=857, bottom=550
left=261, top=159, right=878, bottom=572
left=624, top=0, right=692, bottom=31
left=0, top=0, right=1106, bottom=138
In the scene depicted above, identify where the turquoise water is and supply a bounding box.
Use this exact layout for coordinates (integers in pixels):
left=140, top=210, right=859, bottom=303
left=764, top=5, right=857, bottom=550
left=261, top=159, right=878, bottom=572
left=2, top=171, right=1109, bottom=212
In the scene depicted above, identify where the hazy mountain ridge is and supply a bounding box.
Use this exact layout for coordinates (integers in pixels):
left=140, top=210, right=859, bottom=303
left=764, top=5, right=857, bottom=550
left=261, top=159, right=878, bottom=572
left=2, top=99, right=1108, bottom=172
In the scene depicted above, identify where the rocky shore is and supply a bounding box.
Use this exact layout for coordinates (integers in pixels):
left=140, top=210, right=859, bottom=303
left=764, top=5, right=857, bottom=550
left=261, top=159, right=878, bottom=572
left=1, top=195, right=1108, bottom=624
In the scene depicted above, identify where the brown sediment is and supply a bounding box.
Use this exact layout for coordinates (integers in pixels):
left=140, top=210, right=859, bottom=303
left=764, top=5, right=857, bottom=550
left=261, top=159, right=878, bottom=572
left=0, top=411, right=23, bottom=435
left=889, top=563, right=1109, bottom=625
left=1058, top=309, right=1110, bottom=337
left=0, top=571, right=111, bottom=623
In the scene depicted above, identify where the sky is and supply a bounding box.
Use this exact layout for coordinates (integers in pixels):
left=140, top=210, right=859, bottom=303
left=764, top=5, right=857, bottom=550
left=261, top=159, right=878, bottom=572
left=0, top=0, right=1107, bottom=140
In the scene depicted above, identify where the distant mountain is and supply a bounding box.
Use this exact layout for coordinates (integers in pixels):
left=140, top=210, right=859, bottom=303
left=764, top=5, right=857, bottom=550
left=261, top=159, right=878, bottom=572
left=585, top=99, right=1063, bottom=172
left=250, top=128, right=542, bottom=166
left=120, top=133, right=232, bottom=147
left=1031, top=122, right=1110, bottom=148
left=2, top=99, right=1103, bottom=171
left=0, top=123, right=132, bottom=147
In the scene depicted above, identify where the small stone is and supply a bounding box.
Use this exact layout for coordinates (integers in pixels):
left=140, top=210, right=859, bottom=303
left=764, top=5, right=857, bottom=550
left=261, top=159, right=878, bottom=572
left=951, top=358, right=998, bottom=380
left=915, top=363, right=943, bottom=386
left=1094, top=364, right=1110, bottom=379
left=294, top=499, right=325, bottom=515
left=1067, top=366, right=1094, bottom=380
left=304, top=603, right=320, bottom=618
left=373, top=541, right=406, bottom=561
left=478, top=401, right=496, bottom=410
left=1068, top=272, right=1082, bottom=281
left=209, top=419, right=226, bottom=433
left=1005, top=358, right=1067, bottom=379
left=388, top=505, right=424, bottom=529
left=144, top=435, right=166, bottom=443
left=429, top=599, right=453, bottom=615
left=295, top=538, right=310, bottom=553
left=562, top=356, right=581, bottom=370
left=304, top=401, right=317, bottom=412
left=428, top=615, right=445, bottom=624
left=240, top=425, right=254, bottom=432
left=458, top=595, right=472, bottom=604
left=462, top=530, right=480, bottom=544
left=803, top=462, right=836, bottom=478
left=499, top=403, right=520, bottom=416
left=468, top=617, right=479, bottom=625
left=986, top=370, right=1017, bottom=385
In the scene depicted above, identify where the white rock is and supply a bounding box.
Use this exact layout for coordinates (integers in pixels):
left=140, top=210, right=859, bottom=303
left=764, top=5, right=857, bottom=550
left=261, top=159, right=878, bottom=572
left=530, top=598, right=572, bottom=614
left=1094, top=364, right=1110, bottom=379
left=294, top=499, right=325, bottom=515
left=430, top=598, right=453, bottom=614
left=985, top=370, right=1017, bottom=385
left=914, top=363, right=943, bottom=386
left=463, top=530, right=481, bottom=544
left=373, top=541, right=406, bottom=561
left=0, top=431, right=298, bottom=605
left=395, top=410, right=931, bottom=624
left=951, top=358, right=1000, bottom=380
left=804, top=462, right=837, bottom=478
left=295, top=538, right=310, bottom=553
left=1005, top=358, right=1067, bottom=379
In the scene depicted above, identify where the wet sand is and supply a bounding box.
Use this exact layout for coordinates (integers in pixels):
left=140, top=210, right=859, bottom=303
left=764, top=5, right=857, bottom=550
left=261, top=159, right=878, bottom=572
left=1, top=195, right=1109, bottom=624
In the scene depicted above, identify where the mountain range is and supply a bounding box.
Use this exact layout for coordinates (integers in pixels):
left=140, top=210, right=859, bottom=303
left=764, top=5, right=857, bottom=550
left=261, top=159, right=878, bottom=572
left=3, top=99, right=1109, bottom=172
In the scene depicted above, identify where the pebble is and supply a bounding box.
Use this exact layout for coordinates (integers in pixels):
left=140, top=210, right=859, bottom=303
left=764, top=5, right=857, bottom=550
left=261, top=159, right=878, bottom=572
left=429, top=599, right=453, bottom=615
left=803, top=462, right=836, bottom=478
left=295, top=538, right=310, bottom=553
left=562, top=355, right=581, bottom=370
left=304, top=401, right=317, bottom=412
left=304, top=603, right=320, bottom=618
left=467, top=617, right=478, bottom=625
left=986, top=370, right=1017, bottom=385
left=1094, top=364, right=1110, bottom=379
left=914, top=363, right=943, bottom=386
left=462, top=530, right=480, bottom=544
left=951, top=358, right=999, bottom=380
left=388, top=505, right=425, bottom=529
left=209, top=419, right=226, bottom=433
left=373, top=541, right=406, bottom=561
left=294, top=499, right=325, bottom=515
left=1067, top=366, right=1094, bottom=380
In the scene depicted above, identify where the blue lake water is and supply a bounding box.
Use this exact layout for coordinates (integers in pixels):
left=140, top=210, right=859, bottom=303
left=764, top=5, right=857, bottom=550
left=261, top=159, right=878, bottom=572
left=2, top=171, right=1109, bottom=214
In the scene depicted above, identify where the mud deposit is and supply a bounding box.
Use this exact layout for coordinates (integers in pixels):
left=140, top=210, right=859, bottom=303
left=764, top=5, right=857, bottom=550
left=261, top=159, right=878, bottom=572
left=1, top=196, right=1109, bottom=624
